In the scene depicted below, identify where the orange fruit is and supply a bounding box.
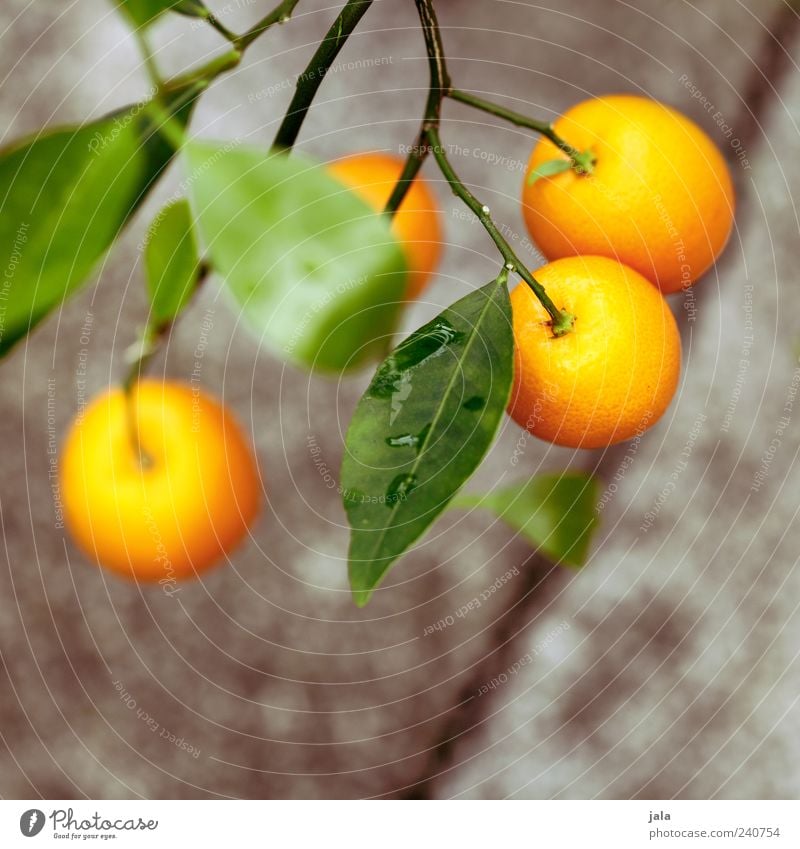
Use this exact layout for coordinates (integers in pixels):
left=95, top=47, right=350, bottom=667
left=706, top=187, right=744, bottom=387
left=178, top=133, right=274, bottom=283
left=508, top=256, right=681, bottom=448
left=327, top=152, right=444, bottom=299
left=61, top=380, right=260, bottom=582
left=522, top=95, right=735, bottom=294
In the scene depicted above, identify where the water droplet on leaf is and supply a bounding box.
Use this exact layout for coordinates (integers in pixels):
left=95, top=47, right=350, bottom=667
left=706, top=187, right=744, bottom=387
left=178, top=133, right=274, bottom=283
left=386, top=433, right=417, bottom=448
left=385, top=422, right=433, bottom=452
left=368, top=319, right=464, bottom=400
left=385, top=473, right=417, bottom=506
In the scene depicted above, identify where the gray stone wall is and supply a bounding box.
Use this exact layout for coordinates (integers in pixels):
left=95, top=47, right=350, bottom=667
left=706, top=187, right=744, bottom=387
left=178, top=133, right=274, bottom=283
left=0, top=0, right=797, bottom=799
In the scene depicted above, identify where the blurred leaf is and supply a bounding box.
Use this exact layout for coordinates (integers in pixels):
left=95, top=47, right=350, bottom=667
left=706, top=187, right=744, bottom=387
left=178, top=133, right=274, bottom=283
left=453, top=472, right=600, bottom=568
left=173, top=0, right=211, bottom=18
left=527, top=158, right=571, bottom=185
left=0, top=86, right=197, bottom=358
left=112, top=0, right=188, bottom=27
left=144, top=200, right=202, bottom=325
left=185, top=143, right=408, bottom=372
left=342, top=271, right=514, bottom=606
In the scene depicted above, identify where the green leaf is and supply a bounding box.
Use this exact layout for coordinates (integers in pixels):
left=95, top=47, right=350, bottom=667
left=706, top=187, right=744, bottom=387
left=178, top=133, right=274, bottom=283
left=342, top=270, right=514, bottom=606
left=0, top=86, right=196, bottom=357
left=144, top=200, right=202, bottom=325
left=527, top=148, right=596, bottom=185
left=527, top=157, right=572, bottom=185
left=453, top=472, right=600, bottom=568
left=112, top=0, right=186, bottom=28
left=173, top=0, right=211, bottom=18
left=185, top=143, right=408, bottom=372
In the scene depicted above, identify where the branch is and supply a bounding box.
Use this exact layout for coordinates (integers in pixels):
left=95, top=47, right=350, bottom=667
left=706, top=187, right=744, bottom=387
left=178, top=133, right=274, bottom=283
left=236, top=0, right=303, bottom=51
left=272, top=0, right=375, bottom=151
left=383, top=0, right=450, bottom=216
left=449, top=89, right=594, bottom=174
left=156, top=0, right=303, bottom=94
left=416, top=0, right=451, bottom=121
left=403, top=0, right=575, bottom=336
left=426, top=127, right=573, bottom=334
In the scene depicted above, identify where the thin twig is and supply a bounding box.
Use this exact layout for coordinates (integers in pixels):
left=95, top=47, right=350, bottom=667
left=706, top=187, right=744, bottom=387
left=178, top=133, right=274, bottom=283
left=119, top=1, right=302, bottom=399
left=384, top=0, right=450, bottom=216
left=403, top=0, right=575, bottom=335
left=449, top=89, right=594, bottom=173
left=427, top=127, right=572, bottom=333
left=273, top=0, right=374, bottom=150
left=206, top=15, right=240, bottom=45
left=236, top=0, right=303, bottom=50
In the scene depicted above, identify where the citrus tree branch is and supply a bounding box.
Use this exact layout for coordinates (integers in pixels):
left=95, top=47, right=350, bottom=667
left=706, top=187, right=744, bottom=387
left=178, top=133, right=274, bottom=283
left=205, top=15, right=239, bottom=45
left=416, top=0, right=452, bottom=115
left=162, top=49, right=242, bottom=94
left=384, top=0, right=450, bottom=216
left=272, top=0, right=375, bottom=151
left=235, top=0, right=303, bottom=50
left=383, top=135, right=427, bottom=216
left=395, top=0, right=574, bottom=336
left=155, top=1, right=303, bottom=97
left=180, top=0, right=302, bottom=49
left=121, top=2, right=301, bottom=413
left=448, top=89, right=594, bottom=173
left=138, top=1, right=307, bottom=152
left=178, top=0, right=241, bottom=44
left=426, top=126, right=572, bottom=334
left=123, top=263, right=211, bottom=398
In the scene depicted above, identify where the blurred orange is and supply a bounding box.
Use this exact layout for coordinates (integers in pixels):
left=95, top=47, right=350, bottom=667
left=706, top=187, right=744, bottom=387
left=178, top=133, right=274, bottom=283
left=328, top=152, right=444, bottom=298
left=61, top=380, right=260, bottom=582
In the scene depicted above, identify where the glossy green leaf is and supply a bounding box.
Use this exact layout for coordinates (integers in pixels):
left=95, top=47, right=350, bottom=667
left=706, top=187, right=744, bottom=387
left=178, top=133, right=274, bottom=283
left=185, top=143, right=408, bottom=372
left=0, top=87, right=196, bottom=357
left=342, top=271, right=514, bottom=606
left=527, top=157, right=571, bottom=185
left=144, top=200, right=202, bottom=325
left=453, top=472, right=600, bottom=568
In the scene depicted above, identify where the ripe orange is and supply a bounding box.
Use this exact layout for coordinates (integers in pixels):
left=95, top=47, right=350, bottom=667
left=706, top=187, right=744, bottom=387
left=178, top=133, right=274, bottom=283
left=61, top=380, right=260, bottom=582
left=327, top=152, right=444, bottom=299
left=522, top=95, right=735, bottom=294
left=508, top=256, right=681, bottom=448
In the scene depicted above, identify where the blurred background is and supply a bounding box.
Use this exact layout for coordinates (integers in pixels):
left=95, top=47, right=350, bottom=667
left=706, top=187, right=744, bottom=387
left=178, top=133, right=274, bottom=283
left=1, top=0, right=798, bottom=799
